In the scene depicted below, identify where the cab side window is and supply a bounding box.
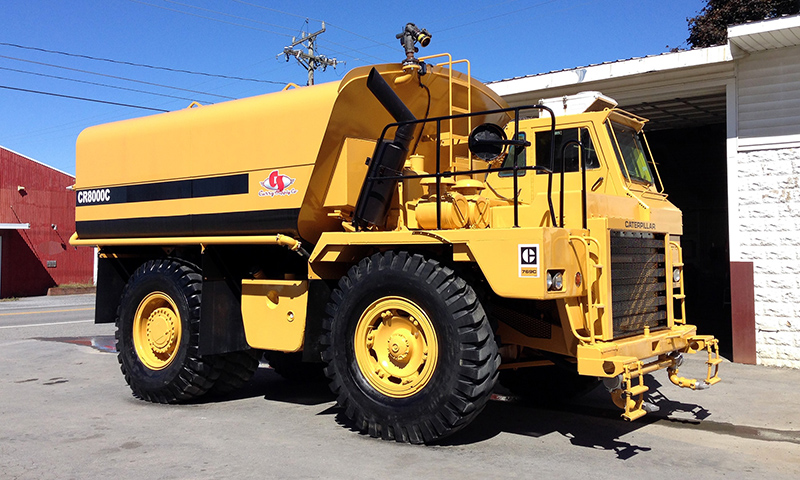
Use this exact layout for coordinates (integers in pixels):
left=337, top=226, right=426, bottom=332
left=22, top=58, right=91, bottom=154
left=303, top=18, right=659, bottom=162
left=535, top=127, right=599, bottom=173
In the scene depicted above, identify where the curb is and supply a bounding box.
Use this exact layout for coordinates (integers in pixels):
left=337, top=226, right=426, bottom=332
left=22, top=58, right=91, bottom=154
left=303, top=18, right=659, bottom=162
left=47, top=286, right=97, bottom=296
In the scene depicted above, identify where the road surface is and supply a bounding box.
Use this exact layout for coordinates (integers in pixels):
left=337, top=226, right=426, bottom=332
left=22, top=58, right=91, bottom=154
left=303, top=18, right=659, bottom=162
left=1, top=294, right=799, bottom=479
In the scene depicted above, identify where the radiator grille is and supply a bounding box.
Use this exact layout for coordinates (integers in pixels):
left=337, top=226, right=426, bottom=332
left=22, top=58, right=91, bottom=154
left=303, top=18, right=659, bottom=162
left=610, top=230, right=668, bottom=338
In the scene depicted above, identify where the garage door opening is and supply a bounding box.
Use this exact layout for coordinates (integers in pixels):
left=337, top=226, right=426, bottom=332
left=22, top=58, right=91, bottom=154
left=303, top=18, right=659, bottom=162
left=645, top=124, right=732, bottom=356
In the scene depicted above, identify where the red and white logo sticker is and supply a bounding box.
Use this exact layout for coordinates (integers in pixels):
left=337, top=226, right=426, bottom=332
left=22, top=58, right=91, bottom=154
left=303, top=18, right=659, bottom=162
left=259, top=170, right=298, bottom=197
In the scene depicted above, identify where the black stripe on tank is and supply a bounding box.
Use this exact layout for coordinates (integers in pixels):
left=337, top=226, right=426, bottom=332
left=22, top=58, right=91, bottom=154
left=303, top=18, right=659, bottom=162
left=75, top=173, right=249, bottom=206
left=75, top=208, right=301, bottom=239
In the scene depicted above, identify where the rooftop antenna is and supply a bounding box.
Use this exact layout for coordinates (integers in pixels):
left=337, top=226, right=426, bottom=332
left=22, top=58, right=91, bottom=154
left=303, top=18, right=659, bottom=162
left=278, top=21, right=342, bottom=86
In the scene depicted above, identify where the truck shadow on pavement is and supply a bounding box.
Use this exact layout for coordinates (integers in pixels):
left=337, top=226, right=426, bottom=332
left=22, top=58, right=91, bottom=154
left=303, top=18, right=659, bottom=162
left=439, top=375, right=711, bottom=459
left=215, top=368, right=713, bottom=458
left=61, top=339, right=718, bottom=454
left=203, top=366, right=717, bottom=457
left=201, top=365, right=336, bottom=406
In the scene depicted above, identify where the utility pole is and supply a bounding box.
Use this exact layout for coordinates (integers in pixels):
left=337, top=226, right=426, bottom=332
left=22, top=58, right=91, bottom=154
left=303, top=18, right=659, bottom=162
left=278, top=21, right=342, bottom=86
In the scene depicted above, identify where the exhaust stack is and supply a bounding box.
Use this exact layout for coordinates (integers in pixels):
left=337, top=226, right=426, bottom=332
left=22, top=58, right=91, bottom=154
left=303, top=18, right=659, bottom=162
left=353, top=68, right=418, bottom=228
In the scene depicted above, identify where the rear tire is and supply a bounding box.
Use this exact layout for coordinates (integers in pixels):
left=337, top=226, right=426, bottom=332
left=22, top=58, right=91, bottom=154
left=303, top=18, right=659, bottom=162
left=116, top=259, right=218, bottom=403
left=321, top=251, right=499, bottom=444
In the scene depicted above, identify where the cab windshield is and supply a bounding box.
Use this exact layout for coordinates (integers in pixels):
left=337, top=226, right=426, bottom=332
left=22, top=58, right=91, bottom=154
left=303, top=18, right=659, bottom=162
left=606, top=122, right=654, bottom=185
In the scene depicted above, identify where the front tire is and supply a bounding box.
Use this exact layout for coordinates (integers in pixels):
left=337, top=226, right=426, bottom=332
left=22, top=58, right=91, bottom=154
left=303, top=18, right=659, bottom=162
left=321, top=251, right=499, bottom=443
left=116, top=259, right=218, bottom=403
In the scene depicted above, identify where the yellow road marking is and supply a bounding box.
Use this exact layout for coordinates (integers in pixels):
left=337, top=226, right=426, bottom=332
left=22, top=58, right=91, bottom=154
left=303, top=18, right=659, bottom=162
left=0, top=307, right=94, bottom=317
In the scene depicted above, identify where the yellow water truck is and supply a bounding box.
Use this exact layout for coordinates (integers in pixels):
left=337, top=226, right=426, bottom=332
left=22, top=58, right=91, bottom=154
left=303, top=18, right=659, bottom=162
left=72, top=25, right=720, bottom=443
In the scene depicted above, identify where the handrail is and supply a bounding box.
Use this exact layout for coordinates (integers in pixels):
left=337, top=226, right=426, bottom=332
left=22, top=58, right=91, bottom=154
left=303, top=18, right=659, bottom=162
left=559, top=140, right=588, bottom=229
left=569, top=235, right=604, bottom=344
left=354, top=103, right=558, bottom=230
left=669, top=240, right=686, bottom=324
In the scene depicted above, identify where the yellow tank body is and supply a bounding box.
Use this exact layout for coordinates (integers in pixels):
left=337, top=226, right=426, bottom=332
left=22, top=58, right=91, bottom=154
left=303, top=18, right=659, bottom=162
left=73, top=63, right=507, bottom=243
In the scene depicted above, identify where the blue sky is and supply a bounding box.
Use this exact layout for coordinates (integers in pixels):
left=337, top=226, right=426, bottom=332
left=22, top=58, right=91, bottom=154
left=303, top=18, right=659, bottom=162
left=1, top=0, right=707, bottom=175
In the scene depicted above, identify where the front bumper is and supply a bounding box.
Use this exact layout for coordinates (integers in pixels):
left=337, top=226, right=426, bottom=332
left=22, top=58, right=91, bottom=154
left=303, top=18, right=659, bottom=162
left=576, top=325, right=721, bottom=421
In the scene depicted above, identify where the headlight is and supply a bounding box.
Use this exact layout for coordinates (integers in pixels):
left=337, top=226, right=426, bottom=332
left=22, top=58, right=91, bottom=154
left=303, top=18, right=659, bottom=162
left=673, top=267, right=681, bottom=283
left=547, top=270, right=564, bottom=291
left=553, top=272, right=563, bottom=290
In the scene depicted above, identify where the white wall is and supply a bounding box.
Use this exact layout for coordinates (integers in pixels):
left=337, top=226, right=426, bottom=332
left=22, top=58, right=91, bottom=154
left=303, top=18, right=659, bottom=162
left=734, top=44, right=800, bottom=367
left=738, top=45, right=800, bottom=150
left=735, top=147, right=800, bottom=367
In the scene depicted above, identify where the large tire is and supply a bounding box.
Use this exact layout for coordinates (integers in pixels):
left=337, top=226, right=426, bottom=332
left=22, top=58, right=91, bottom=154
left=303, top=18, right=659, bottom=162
left=115, top=259, right=218, bottom=403
left=321, top=251, right=499, bottom=444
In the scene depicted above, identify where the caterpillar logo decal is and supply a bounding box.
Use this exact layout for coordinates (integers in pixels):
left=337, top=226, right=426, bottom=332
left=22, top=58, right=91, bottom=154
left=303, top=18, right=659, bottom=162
left=259, top=170, right=298, bottom=197
left=518, top=244, right=540, bottom=278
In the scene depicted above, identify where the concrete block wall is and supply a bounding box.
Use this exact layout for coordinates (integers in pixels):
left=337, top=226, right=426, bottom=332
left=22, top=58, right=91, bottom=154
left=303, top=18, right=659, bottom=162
left=737, top=147, right=800, bottom=368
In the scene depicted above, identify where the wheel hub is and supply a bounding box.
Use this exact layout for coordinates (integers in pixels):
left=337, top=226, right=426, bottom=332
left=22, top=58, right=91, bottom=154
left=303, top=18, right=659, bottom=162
left=387, top=332, right=411, bottom=363
left=132, top=292, right=182, bottom=371
left=354, top=297, right=438, bottom=398
left=147, top=307, right=177, bottom=354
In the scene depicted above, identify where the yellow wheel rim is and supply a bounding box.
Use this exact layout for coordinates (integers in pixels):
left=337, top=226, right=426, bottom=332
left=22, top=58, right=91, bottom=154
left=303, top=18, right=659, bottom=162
left=132, top=292, right=182, bottom=371
left=354, top=296, right=438, bottom=398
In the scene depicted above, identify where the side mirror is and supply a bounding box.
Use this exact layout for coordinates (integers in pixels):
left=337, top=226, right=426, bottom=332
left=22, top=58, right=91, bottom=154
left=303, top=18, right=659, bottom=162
left=468, top=123, right=507, bottom=162
left=469, top=123, right=530, bottom=162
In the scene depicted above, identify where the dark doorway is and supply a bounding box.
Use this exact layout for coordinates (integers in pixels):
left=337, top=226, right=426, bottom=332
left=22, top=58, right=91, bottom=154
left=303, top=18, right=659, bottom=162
left=646, top=124, right=732, bottom=357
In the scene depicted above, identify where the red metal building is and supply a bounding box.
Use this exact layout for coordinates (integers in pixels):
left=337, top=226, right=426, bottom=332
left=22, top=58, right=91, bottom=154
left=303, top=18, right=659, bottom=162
left=0, top=146, right=94, bottom=297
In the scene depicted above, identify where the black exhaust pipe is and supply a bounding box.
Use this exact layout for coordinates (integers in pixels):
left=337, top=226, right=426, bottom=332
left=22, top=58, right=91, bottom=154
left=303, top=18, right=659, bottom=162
left=354, top=68, right=418, bottom=228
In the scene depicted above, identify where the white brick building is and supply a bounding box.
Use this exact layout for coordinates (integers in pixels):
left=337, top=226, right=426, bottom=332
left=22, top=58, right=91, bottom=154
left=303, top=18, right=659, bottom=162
left=488, top=15, right=800, bottom=367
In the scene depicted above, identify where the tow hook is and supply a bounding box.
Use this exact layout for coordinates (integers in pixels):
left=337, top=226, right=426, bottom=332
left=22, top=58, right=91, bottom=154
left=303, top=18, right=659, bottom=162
left=667, top=351, right=717, bottom=390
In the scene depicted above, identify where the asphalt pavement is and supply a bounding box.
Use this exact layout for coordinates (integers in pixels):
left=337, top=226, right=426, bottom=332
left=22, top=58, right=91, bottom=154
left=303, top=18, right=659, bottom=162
left=1, top=294, right=799, bottom=479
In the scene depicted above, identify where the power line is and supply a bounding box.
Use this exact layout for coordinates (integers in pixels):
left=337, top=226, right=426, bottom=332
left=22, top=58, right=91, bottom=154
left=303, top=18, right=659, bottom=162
left=0, top=85, right=169, bottom=112
left=163, top=0, right=297, bottom=33
left=127, top=0, right=293, bottom=36
left=231, top=0, right=393, bottom=47
left=314, top=37, right=391, bottom=63
left=229, top=1, right=396, bottom=59
left=0, top=65, right=204, bottom=103
left=0, top=54, right=235, bottom=100
left=279, top=23, right=342, bottom=85
left=436, top=0, right=563, bottom=33
left=0, top=42, right=285, bottom=84
left=229, top=0, right=322, bottom=22
left=434, top=0, right=527, bottom=26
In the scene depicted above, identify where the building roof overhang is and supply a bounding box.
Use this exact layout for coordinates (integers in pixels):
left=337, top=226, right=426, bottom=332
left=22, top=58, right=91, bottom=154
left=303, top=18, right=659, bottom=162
left=729, top=14, right=800, bottom=56
left=488, top=45, right=732, bottom=100
left=488, top=46, right=733, bottom=130
left=487, top=15, right=800, bottom=131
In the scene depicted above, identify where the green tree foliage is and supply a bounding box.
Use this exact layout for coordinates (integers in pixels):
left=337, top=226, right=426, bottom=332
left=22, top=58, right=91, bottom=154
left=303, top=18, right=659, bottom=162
left=687, top=0, right=800, bottom=47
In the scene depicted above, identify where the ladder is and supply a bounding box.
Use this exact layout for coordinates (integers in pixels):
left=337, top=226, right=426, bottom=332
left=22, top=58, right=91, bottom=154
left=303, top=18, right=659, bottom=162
left=420, top=54, right=472, bottom=173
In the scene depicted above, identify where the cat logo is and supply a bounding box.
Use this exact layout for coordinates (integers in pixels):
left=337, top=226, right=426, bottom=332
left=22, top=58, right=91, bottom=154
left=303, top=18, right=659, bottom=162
left=518, top=244, right=539, bottom=278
